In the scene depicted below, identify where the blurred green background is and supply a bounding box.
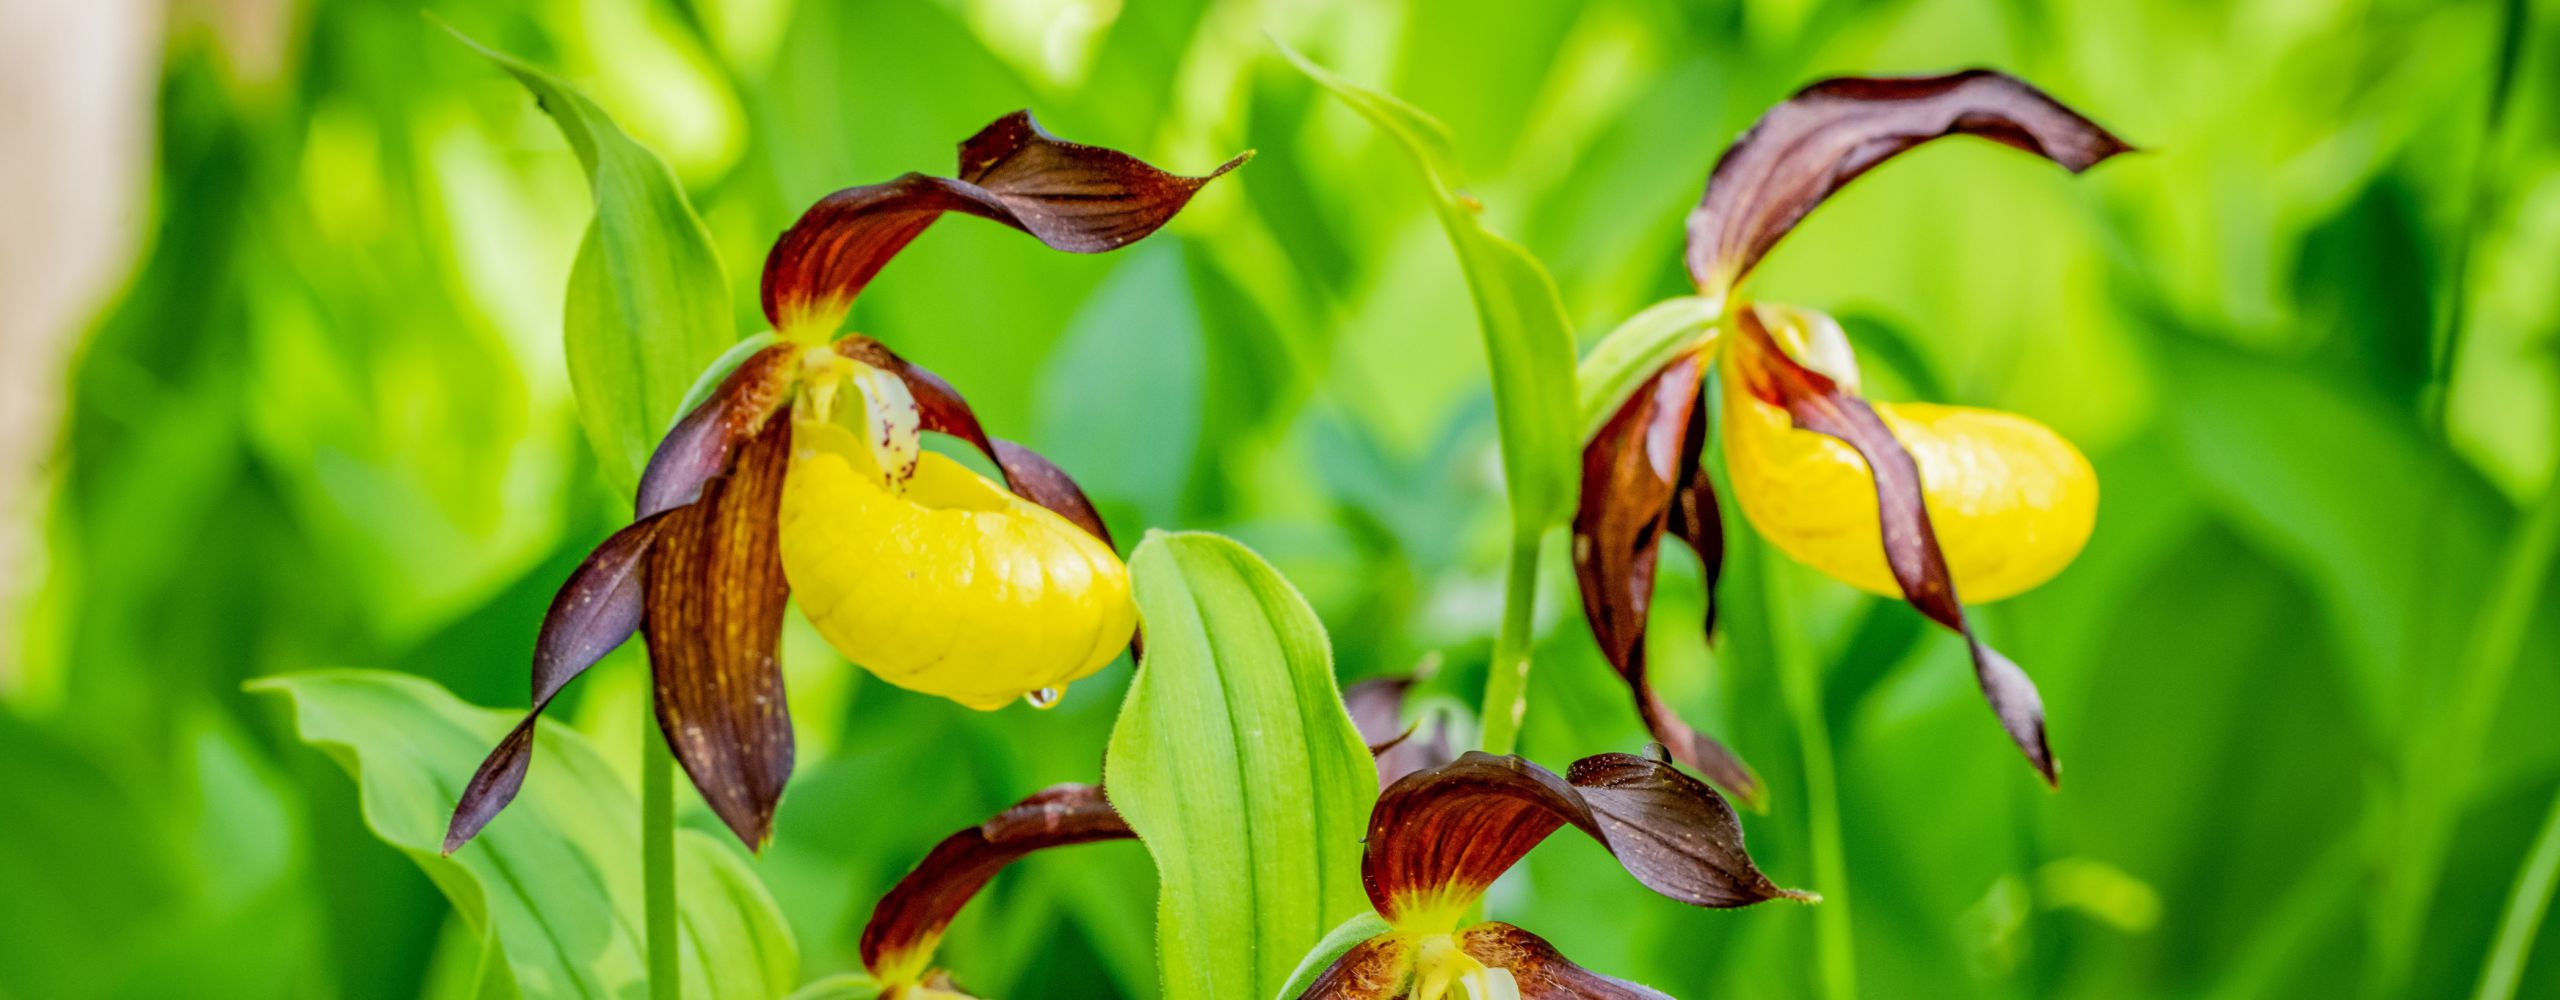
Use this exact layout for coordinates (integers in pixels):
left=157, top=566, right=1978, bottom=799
left=4, top=0, right=2558, bottom=996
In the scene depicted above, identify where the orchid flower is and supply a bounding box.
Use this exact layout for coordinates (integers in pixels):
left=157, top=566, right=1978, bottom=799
left=1296, top=751, right=1807, bottom=1000
left=444, top=112, right=1244, bottom=850
left=1573, top=71, right=2130, bottom=798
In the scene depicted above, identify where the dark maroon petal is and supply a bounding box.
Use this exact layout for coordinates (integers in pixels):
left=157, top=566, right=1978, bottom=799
left=444, top=514, right=672, bottom=854
left=644, top=417, right=797, bottom=848
left=1685, top=70, right=2131, bottom=292
left=1569, top=358, right=1763, bottom=807
left=860, top=783, right=1133, bottom=980
left=1293, top=933, right=1416, bottom=1000
left=1457, top=923, right=1673, bottom=1000
left=759, top=111, right=1246, bottom=330
left=1564, top=753, right=1806, bottom=907
left=989, top=438, right=1114, bottom=548
left=1362, top=751, right=1799, bottom=925
left=638, top=342, right=798, bottom=519
left=836, top=337, right=1119, bottom=550
left=1343, top=676, right=1457, bottom=789
left=1732, top=308, right=2057, bottom=784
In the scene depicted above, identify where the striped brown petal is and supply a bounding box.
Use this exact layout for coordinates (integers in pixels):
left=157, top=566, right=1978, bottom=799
left=638, top=342, right=799, bottom=518
left=760, top=111, right=1246, bottom=334
left=644, top=416, right=797, bottom=848
left=1570, top=357, right=1763, bottom=807
left=1457, top=923, right=1673, bottom=1000
left=1731, top=307, right=2058, bottom=784
left=861, top=783, right=1134, bottom=985
left=443, top=512, right=671, bottom=854
left=1294, top=934, right=1417, bottom=1000
left=1362, top=751, right=1801, bottom=928
left=1684, top=70, right=2131, bottom=294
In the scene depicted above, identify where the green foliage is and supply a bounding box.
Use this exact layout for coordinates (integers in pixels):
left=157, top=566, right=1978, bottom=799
left=1105, top=532, right=1375, bottom=1000
left=1272, top=913, right=1393, bottom=1000
left=449, top=26, right=736, bottom=490
left=252, top=671, right=796, bottom=998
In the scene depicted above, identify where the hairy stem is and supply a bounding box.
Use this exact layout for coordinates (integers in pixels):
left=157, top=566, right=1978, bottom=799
left=645, top=703, right=681, bottom=999
left=1476, top=525, right=1544, bottom=756
left=1769, top=557, right=1857, bottom=1000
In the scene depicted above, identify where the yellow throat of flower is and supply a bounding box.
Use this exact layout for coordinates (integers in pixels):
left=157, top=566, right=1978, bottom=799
left=1410, top=933, right=1519, bottom=1000
left=1717, top=312, right=2098, bottom=602
left=776, top=356, right=1135, bottom=710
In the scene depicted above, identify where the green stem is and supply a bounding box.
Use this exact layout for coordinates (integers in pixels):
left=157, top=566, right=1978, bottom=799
left=1476, top=525, right=1544, bottom=756
left=2476, top=788, right=2560, bottom=1000
left=1768, top=557, right=1856, bottom=1000
left=645, top=704, right=681, bottom=1000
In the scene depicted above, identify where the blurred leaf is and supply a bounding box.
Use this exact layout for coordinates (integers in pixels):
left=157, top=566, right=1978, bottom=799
left=782, top=972, right=886, bottom=999
left=1281, top=41, right=1582, bottom=529
left=449, top=26, right=736, bottom=491
left=1103, top=532, right=1375, bottom=1000
left=251, top=670, right=796, bottom=999
left=1033, top=243, right=1207, bottom=531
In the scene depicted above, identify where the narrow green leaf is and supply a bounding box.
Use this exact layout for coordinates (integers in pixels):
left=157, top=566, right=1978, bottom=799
left=1104, top=532, right=1376, bottom=1000
left=781, top=973, right=886, bottom=1000
left=1575, top=296, right=1721, bottom=440
left=1271, top=912, right=1392, bottom=1000
left=1279, top=41, right=1581, bottom=528
left=447, top=27, right=736, bottom=491
left=250, top=670, right=796, bottom=999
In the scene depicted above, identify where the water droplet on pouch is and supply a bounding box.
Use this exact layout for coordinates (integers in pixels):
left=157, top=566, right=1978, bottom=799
left=1025, top=687, right=1063, bottom=710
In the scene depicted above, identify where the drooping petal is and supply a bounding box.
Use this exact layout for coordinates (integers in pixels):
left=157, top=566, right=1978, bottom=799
left=1684, top=70, right=2131, bottom=293
left=1362, top=751, right=1801, bottom=931
left=1569, top=357, right=1763, bottom=807
left=861, top=783, right=1133, bottom=986
left=1294, top=933, right=1419, bottom=1000
left=1344, top=676, right=1458, bottom=788
left=779, top=420, right=1135, bottom=710
left=645, top=417, right=797, bottom=848
left=1456, top=923, right=1672, bottom=1000
left=1724, top=308, right=2064, bottom=784
left=444, top=513, right=671, bottom=853
left=760, top=111, right=1247, bottom=335
left=639, top=341, right=799, bottom=518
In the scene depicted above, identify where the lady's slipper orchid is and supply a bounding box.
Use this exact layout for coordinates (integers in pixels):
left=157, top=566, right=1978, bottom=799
left=1297, top=751, right=1807, bottom=1000
left=444, top=112, right=1243, bottom=850
left=1573, top=71, right=2128, bottom=794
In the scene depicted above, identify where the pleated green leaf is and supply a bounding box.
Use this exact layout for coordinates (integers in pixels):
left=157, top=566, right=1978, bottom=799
left=449, top=27, right=735, bottom=490
left=250, top=670, right=796, bottom=999
left=1104, top=532, right=1376, bottom=1000
left=1279, top=42, right=1581, bottom=529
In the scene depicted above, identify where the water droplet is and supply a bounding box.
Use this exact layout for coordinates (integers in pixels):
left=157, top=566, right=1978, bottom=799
left=1025, top=687, right=1063, bottom=710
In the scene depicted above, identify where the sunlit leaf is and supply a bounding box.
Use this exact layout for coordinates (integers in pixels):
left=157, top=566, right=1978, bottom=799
left=250, top=670, right=797, bottom=999
left=1104, top=531, right=1376, bottom=1000
left=448, top=26, right=738, bottom=492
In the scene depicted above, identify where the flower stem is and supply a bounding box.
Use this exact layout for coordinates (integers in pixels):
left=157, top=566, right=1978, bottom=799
left=1767, top=556, right=1856, bottom=1000
left=1476, top=525, right=1543, bottom=756
left=2476, top=787, right=2560, bottom=1000
left=644, top=703, right=681, bottom=1000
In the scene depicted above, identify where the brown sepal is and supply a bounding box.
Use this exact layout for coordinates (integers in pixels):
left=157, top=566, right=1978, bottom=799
left=761, top=111, right=1247, bottom=330
left=1458, top=923, right=1674, bottom=1000
left=639, top=342, right=799, bottom=519
left=1362, top=751, right=1800, bottom=924
left=444, top=513, right=671, bottom=854
left=1685, top=70, right=2131, bottom=292
left=860, top=783, right=1133, bottom=980
left=1732, top=308, right=2058, bottom=785
left=1569, top=358, right=1763, bottom=807
left=1294, top=933, right=1417, bottom=1000
left=643, top=416, right=798, bottom=848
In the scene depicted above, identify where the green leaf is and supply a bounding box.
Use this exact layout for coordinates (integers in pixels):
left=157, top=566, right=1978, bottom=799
left=1104, top=532, right=1377, bottom=1000
left=447, top=26, right=736, bottom=491
left=250, top=670, right=796, bottom=999
left=1271, top=912, right=1392, bottom=1000
left=781, top=973, right=886, bottom=1000
left=1574, top=296, right=1721, bottom=440
left=1279, top=41, right=1581, bottom=529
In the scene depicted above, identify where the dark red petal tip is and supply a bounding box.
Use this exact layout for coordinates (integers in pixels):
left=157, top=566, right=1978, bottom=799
left=861, top=783, right=1133, bottom=980
left=1733, top=308, right=2058, bottom=784
left=1686, top=69, right=2131, bottom=292
left=639, top=342, right=798, bottom=519
left=643, top=417, right=798, bottom=849
left=761, top=112, right=1246, bottom=331
left=1458, top=923, right=1676, bottom=1000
